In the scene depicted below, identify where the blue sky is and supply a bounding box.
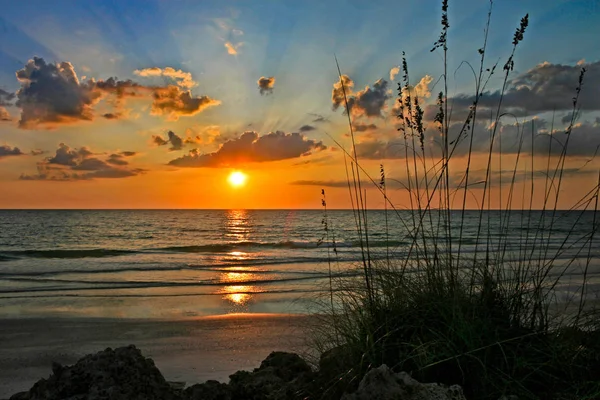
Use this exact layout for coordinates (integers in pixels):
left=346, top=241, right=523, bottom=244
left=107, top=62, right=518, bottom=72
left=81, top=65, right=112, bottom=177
left=0, top=0, right=599, bottom=208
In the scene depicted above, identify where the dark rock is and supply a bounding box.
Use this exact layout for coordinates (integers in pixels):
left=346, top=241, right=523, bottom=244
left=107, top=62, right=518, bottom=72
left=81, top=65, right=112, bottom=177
left=341, top=364, right=466, bottom=400
left=318, top=345, right=354, bottom=382
left=229, top=351, right=314, bottom=400
left=10, top=345, right=181, bottom=400
left=184, top=380, right=231, bottom=400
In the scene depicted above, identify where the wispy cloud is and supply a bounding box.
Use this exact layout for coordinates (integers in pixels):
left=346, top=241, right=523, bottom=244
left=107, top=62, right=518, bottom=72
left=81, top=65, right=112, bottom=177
left=134, top=67, right=196, bottom=89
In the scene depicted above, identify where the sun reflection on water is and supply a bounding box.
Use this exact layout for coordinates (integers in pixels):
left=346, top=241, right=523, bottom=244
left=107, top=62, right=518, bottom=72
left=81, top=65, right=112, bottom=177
left=218, top=267, right=263, bottom=307
left=225, top=209, right=250, bottom=242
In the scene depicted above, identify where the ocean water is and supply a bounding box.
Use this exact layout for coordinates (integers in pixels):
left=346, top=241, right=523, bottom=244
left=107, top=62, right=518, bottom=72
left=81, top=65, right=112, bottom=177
left=0, top=209, right=599, bottom=319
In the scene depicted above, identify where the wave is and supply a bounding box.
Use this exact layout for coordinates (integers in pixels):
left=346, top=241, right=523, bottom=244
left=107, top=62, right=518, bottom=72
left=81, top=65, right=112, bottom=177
left=0, top=249, right=136, bottom=260
left=0, top=259, right=333, bottom=278
left=0, top=240, right=412, bottom=260
left=0, top=272, right=357, bottom=295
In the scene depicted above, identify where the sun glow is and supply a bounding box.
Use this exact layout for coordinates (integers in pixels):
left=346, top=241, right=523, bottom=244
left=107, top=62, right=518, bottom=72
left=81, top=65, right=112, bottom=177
left=228, top=171, right=247, bottom=187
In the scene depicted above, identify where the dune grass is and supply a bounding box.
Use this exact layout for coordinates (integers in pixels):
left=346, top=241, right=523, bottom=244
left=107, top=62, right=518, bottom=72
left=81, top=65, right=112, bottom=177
left=311, top=1, right=600, bottom=399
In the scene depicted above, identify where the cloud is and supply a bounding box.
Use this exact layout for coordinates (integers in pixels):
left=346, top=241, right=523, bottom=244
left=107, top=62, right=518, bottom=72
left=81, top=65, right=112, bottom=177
left=12, top=57, right=220, bottom=128
left=332, top=76, right=390, bottom=118
left=0, top=89, right=15, bottom=106
left=15, top=57, right=102, bottom=128
left=390, top=66, right=400, bottom=81
left=20, top=143, right=142, bottom=181
left=152, top=130, right=184, bottom=151
left=257, top=76, right=276, bottom=95
left=332, top=75, right=355, bottom=111
left=0, top=145, right=24, bottom=158
left=0, top=107, right=11, bottom=121
left=353, top=122, right=378, bottom=132
left=310, top=113, right=329, bottom=123
left=134, top=67, right=196, bottom=89
left=451, top=61, right=600, bottom=118
left=168, top=131, right=327, bottom=168
left=292, top=179, right=365, bottom=188
left=225, top=41, right=242, bottom=55
left=150, top=86, right=220, bottom=120
left=299, top=124, right=316, bottom=132
left=354, top=116, right=600, bottom=160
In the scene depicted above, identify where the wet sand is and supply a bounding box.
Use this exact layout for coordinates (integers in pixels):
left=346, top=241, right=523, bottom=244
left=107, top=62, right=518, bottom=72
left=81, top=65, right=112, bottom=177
left=0, top=314, right=314, bottom=398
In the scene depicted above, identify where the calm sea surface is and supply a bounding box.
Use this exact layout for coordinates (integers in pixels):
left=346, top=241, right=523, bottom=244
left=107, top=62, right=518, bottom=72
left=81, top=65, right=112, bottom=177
left=0, top=210, right=599, bottom=319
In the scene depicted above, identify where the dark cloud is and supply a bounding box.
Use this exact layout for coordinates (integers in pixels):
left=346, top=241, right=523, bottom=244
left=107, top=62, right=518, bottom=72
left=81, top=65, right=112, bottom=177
left=354, top=117, right=600, bottom=160
left=299, top=124, right=316, bottom=132
left=30, top=149, right=45, bottom=156
left=169, top=131, right=327, bottom=168
left=0, top=145, right=24, bottom=158
left=0, top=89, right=15, bottom=106
left=310, top=113, right=329, bottom=123
left=152, top=130, right=185, bottom=151
left=332, top=75, right=390, bottom=118
left=257, top=76, right=275, bottom=95
left=292, top=180, right=364, bottom=188
left=12, top=57, right=220, bottom=128
left=353, top=122, right=378, bottom=132
left=15, top=57, right=101, bottom=127
left=20, top=143, right=142, bottom=181
left=150, top=86, right=220, bottom=120
left=451, top=61, right=600, bottom=119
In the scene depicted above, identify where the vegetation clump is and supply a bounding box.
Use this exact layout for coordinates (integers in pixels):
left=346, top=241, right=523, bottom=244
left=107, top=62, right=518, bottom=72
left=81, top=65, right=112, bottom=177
left=313, top=1, right=600, bottom=399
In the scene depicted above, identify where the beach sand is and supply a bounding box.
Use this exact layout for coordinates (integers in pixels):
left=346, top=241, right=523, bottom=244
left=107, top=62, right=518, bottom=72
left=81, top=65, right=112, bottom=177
left=0, top=314, right=314, bottom=398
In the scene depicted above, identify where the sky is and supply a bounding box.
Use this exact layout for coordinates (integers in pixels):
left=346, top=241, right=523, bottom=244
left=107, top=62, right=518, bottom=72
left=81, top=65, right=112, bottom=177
left=0, top=0, right=599, bottom=209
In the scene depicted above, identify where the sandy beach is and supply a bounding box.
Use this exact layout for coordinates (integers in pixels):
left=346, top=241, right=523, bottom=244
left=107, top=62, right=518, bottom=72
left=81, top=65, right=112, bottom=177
left=0, top=314, right=313, bottom=398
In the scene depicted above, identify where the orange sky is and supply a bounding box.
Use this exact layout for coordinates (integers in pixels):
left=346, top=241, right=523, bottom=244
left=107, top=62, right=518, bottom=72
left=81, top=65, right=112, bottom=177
left=1, top=1, right=599, bottom=209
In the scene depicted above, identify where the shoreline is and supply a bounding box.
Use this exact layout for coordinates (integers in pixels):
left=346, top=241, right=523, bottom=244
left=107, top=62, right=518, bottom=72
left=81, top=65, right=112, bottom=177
left=0, top=313, right=314, bottom=398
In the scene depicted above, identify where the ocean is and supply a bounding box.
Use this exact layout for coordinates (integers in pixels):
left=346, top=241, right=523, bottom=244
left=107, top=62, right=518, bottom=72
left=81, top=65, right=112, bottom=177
left=1, top=209, right=599, bottom=319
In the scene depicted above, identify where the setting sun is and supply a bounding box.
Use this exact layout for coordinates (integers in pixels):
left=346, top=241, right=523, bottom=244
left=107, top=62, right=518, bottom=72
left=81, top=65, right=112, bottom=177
left=227, top=171, right=247, bottom=187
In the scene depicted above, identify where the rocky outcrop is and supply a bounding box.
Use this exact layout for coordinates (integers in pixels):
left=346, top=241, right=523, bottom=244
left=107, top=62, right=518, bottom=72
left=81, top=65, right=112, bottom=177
left=229, top=351, right=314, bottom=400
left=341, top=365, right=466, bottom=400
left=8, top=346, right=480, bottom=400
left=9, top=345, right=180, bottom=400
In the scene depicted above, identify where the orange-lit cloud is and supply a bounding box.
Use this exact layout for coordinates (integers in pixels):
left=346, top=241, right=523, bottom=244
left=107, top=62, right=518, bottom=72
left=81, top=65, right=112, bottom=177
left=257, top=76, right=275, bottom=95
left=0, top=107, right=11, bottom=121
left=389, top=66, right=400, bottom=81
left=225, top=41, right=242, bottom=55
left=332, top=75, right=390, bottom=118
left=12, top=57, right=220, bottom=128
left=150, top=85, right=220, bottom=121
left=168, top=131, right=327, bottom=168
left=134, top=67, right=196, bottom=89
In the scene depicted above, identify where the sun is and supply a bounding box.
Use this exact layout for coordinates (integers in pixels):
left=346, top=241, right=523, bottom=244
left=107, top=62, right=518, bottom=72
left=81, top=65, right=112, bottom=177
left=228, top=171, right=247, bottom=187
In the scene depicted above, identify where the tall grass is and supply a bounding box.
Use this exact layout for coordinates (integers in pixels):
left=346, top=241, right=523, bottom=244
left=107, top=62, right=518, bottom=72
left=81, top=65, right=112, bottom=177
left=312, top=1, right=600, bottom=399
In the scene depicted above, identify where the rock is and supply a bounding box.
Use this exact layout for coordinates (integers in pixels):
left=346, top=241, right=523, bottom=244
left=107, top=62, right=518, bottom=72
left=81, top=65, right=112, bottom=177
left=10, top=345, right=181, bottom=400
left=184, top=380, right=231, bottom=400
left=319, top=345, right=353, bottom=380
left=341, top=364, right=466, bottom=400
left=229, top=351, right=314, bottom=400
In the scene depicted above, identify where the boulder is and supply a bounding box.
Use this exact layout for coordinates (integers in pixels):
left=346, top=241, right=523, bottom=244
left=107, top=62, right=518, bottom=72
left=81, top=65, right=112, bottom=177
left=341, top=364, right=466, bottom=400
left=10, top=345, right=180, bottom=400
left=184, top=380, right=231, bottom=400
left=229, top=351, right=314, bottom=400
